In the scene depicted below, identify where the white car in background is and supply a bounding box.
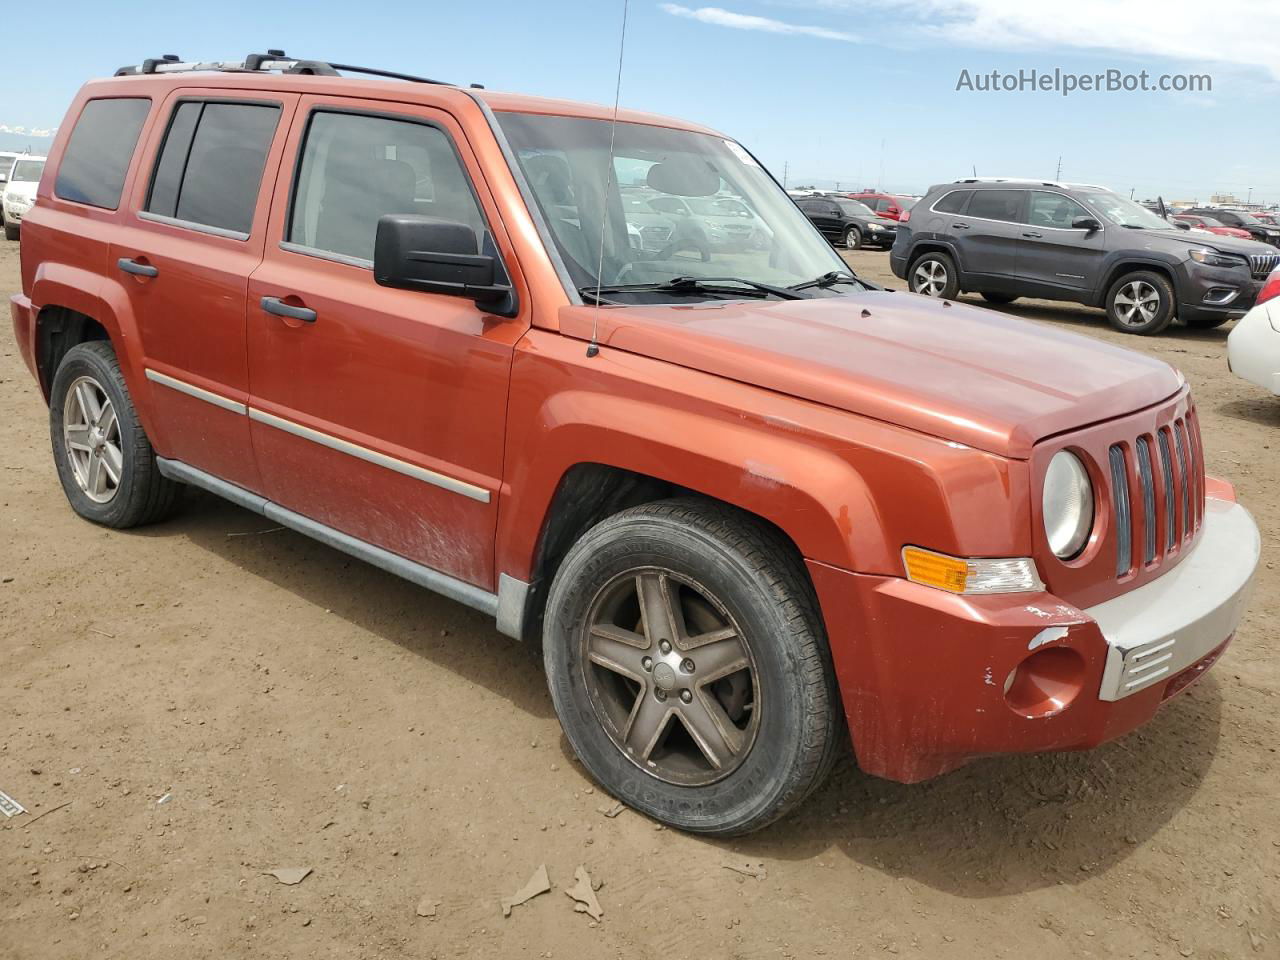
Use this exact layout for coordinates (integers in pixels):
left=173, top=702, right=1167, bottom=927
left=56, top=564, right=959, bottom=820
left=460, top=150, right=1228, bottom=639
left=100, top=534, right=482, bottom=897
left=2, top=155, right=45, bottom=240
left=1227, top=267, right=1280, bottom=394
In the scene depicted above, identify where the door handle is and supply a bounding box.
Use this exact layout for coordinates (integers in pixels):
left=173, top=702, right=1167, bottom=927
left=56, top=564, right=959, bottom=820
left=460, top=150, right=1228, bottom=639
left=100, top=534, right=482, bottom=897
left=1022, top=231, right=1043, bottom=238
left=952, top=222, right=970, bottom=230
left=118, top=257, right=159, bottom=278
left=261, top=296, right=317, bottom=323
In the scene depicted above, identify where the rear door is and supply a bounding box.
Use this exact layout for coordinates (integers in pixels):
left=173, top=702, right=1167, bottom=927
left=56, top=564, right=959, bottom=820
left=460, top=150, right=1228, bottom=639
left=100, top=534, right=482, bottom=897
left=111, top=90, right=298, bottom=492
left=949, top=188, right=1024, bottom=291
left=244, top=95, right=528, bottom=589
left=1014, top=190, right=1105, bottom=300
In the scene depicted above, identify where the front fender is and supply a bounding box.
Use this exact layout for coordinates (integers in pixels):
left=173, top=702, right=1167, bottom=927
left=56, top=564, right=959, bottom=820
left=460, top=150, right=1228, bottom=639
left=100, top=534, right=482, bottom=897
left=497, top=333, right=1030, bottom=582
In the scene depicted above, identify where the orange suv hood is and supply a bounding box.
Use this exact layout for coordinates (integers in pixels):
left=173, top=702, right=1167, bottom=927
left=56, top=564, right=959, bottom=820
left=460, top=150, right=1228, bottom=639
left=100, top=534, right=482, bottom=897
left=559, top=292, right=1181, bottom=458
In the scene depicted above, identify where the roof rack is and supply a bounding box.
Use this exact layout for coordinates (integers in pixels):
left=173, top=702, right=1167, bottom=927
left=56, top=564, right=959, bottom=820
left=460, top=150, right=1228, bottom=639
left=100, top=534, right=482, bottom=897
left=113, top=50, right=454, bottom=87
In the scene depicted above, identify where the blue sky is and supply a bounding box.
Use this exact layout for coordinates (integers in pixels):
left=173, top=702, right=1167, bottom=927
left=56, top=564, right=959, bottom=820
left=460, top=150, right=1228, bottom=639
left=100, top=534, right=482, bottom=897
left=7, top=0, right=1279, bottom=205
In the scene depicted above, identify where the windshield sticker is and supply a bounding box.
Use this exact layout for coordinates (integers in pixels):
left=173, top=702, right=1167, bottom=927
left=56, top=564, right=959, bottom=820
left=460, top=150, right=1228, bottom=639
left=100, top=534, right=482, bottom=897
left=723, top=140, right=760, bottom=167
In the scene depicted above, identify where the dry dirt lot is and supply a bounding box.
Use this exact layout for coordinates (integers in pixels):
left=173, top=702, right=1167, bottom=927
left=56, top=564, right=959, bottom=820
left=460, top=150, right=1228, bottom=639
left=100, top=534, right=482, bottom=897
left=1, top=240, right=1277, bottom=960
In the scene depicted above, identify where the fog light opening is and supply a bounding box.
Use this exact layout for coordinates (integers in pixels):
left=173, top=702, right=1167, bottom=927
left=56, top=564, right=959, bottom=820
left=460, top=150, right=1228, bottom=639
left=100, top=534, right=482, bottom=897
left=1004, top=647, right=1086, bottom=719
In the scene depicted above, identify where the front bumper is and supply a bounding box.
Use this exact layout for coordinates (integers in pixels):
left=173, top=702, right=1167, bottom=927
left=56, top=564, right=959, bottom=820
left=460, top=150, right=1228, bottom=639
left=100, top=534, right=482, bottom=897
left=1177, top=259, right=1264, bottom=323
left=809, top=491, right=1259, bottom=783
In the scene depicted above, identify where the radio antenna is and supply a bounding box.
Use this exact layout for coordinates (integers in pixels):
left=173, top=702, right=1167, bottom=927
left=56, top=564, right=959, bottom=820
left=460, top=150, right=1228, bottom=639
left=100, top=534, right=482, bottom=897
left=587, top=0, right=630, bottom=358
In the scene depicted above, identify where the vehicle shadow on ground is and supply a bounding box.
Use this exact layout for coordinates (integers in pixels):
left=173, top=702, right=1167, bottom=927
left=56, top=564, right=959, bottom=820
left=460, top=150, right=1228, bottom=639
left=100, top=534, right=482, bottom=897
left=729, top=682, right=1222, bottom=898
left=1217, top=396, right=1280, bottom=428
left=125, top=487, right=556, bottom=720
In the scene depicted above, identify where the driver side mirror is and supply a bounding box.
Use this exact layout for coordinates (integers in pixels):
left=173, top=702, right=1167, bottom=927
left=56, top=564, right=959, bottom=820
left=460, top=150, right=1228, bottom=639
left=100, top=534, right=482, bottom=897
left=1173, top=220, right=1191, bottom=230
left=1072, top=216, right=1101, bottom=232
left=374, top=214, right=517, bottom=317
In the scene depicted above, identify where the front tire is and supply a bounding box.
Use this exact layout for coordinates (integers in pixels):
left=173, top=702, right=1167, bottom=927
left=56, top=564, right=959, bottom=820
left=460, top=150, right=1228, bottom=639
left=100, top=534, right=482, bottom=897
left=844, top=226, right=863, bottom=249
left=909, top=251, right=959, bottom=299
left=1105, top=270, right=1175, bottom=335
left=49, top=341, right=182, bottom=528
left=543, top=499, right=840, bottom=835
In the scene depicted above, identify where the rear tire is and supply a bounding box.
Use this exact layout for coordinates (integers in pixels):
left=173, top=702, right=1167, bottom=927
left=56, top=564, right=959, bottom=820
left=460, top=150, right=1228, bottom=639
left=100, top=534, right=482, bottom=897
left=1105, top=270, right=1175, bottom=335
left=543, top=498, right=840, bottom=836
left=49, top=341, right=182, bottom=528
left=844, top=226, right=863, bottom=250
left=909, top=251, right=959, bottom=299
left=981, top=292, right=1018, bottom=305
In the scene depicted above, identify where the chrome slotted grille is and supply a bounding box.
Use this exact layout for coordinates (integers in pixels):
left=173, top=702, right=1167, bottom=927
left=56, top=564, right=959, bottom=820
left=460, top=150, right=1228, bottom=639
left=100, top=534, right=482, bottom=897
left=1108, top=413, right=1203, bottom=581
left=1249, top=252, right=1279, bottom=280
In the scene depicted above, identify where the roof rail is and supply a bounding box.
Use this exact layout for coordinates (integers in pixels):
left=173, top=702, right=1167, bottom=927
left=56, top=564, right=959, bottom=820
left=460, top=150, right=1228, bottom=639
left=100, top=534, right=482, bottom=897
left=113, top=50, right=452, bottom=86
left=952, top=176, right=1113, bottom=192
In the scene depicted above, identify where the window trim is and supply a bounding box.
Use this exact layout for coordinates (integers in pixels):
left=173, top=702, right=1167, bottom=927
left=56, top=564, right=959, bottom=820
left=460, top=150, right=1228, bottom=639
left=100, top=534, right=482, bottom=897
left=279, top=104, right=502, bottom=272
left=53, top=96, right=153, bottom=212
left=141, top=95, right=285, bottom=241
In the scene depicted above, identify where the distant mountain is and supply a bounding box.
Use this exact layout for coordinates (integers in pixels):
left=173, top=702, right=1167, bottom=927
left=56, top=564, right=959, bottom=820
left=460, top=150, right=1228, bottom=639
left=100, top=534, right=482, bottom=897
left=0, top=131, right=55, bottom=155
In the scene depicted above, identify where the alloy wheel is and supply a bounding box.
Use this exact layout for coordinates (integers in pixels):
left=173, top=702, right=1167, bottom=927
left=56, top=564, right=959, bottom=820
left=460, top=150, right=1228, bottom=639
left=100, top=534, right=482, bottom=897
left=1113, top=280, right=1161, bottom=327
left=62, top=375, right=123, bottom=504
left=581, top=568, right=760, bottom=787
left=913, top=259, right=948, bottom=296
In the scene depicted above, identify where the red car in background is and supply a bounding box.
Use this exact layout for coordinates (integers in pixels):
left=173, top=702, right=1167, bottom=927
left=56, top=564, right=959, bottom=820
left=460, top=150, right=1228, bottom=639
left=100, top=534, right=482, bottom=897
left=848, top=191, right=915, bottom=221
left=1172, top=213, right=1252, bottom=240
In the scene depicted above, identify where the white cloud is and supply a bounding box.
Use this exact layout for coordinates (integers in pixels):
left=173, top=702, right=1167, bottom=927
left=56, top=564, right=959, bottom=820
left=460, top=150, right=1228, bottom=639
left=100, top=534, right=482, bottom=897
left=0, top=124, right=56, bottom=138
left=660, top=4, right=860, bottom=42
left=791, top=0, right=1280, bottom=80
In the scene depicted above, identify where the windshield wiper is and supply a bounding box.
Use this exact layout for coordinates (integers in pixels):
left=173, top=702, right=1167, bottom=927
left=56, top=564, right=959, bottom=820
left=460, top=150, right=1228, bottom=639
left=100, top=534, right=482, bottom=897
left=787, top=270, right=861, bottom=292
left=581, top=276, right=806, bottom=302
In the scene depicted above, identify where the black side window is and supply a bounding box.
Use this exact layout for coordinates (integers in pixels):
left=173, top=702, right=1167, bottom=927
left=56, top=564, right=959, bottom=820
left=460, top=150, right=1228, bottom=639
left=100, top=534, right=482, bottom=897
left=146, top=101, right=281, bottom=235
left=55, top=98, right=151, bottom=210
left=933, top=190, right=971, bottom=214
left=966, top=189, right=1023, bottom=223
left=286, top=110, right=488, bottom=263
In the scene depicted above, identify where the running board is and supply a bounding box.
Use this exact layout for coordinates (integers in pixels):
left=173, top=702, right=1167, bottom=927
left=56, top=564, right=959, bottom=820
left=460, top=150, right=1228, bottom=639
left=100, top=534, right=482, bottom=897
left=155, top=457, right=527, bottom=633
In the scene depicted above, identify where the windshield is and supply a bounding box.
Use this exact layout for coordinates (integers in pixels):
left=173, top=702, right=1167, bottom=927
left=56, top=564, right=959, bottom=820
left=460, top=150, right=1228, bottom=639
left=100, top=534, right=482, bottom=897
left=836, top=200, right=876, bottom=218
left=1229, top=211, right=1264, bottom=225
left=10, top=159, right=44, bottom=183
left=0, top=156, right=15, bottom=179
left=894, top=196, right=916, bottom=210
left=1080, top=192, right=1170, bottom=229
left=496, top=112, right=848, bottom=299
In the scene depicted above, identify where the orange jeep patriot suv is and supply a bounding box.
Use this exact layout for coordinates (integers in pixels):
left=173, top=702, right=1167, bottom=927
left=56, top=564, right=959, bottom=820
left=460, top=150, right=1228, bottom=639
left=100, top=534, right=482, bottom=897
left=11, top=53, right=1261, bottom=834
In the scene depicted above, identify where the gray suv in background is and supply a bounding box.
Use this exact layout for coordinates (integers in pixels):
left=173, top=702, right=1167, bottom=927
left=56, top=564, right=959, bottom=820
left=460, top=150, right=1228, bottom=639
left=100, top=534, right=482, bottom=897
left=891, top=179, right=1280, bottom=334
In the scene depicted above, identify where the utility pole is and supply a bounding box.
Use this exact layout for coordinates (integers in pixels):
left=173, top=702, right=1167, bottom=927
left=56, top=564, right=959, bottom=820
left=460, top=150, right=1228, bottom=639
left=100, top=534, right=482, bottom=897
left=782, top=160, right=789, bottom=189
left=1055, top=155, right=1062, bottom=180
left=878, top=138, right=885, bottom=192
left=1248, top=186, right=1254, bottom=206
left=1130, top=187, right=1135, bottom=199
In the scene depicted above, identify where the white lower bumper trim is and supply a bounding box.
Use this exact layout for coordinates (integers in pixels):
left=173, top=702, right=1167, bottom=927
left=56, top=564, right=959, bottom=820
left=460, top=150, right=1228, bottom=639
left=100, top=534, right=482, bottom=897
left=1090, top=498, right=1260, bottom=701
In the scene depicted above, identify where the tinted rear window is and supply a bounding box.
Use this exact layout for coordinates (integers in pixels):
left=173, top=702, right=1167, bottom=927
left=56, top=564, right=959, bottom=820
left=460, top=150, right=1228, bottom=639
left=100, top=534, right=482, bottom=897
left=55, top=98, right=151, bottom=209
left=146, top=101, right=280, bottom=235
left=933, top=190, right=970, bottom=214
left=966, top=189, right=1022, bottom=222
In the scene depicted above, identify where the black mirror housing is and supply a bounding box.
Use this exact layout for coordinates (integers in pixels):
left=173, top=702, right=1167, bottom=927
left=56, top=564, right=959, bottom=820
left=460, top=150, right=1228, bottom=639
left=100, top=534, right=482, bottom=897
left=1072, top=216, right=1102, bottom=232
left=373, top=214, right=517, bottom=317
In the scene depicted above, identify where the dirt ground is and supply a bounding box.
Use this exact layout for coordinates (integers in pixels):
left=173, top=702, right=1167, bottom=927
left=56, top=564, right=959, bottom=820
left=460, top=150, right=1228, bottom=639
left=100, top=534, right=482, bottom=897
left=1, top=237, right=1277, bottom=960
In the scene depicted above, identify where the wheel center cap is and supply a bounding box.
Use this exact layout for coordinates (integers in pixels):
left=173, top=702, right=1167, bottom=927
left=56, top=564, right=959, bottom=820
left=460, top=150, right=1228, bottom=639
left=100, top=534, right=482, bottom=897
left=653, top=661, right=677, bottom=691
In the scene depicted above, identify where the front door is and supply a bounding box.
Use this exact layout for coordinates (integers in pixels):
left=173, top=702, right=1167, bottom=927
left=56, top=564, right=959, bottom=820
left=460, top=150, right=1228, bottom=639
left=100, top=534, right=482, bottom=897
left=1014, top=190, right=1105, bottom=300
left=245, top=96, right=528, bottom=589
left=111, top=90, right=298, bottom=492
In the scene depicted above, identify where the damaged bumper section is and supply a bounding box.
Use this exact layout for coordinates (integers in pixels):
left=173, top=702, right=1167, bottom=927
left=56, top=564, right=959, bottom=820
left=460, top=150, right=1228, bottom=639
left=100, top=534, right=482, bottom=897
left=808, top=494, right=1260, bottom=784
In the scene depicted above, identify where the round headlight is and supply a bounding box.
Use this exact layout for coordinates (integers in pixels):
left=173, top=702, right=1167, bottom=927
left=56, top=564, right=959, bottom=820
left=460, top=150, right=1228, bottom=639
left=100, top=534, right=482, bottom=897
left=1043, top=451, right=1094, bottom=559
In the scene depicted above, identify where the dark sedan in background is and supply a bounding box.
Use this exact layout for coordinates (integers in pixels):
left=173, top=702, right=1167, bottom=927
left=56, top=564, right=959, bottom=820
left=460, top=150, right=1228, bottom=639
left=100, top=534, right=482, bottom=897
left=795, top=195, right=898, bottom=249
